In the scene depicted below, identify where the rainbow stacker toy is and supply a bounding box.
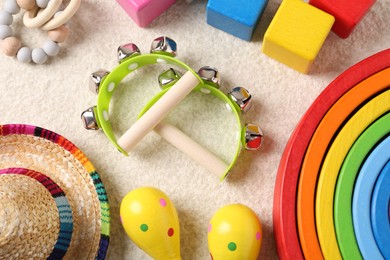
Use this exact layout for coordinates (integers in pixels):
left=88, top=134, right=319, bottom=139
left=273, top=48, right=390, bottom=259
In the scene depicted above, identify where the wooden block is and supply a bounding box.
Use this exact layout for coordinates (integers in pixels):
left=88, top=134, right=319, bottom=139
left=335, top=112, right=390, bottom=260
left=116, top=0, right=176, bottom=27
left=298, top=67, right=390, bottom=260
left=352, top=135, right=390, bottom=259
left=371, top=159, right=390, bottom=259
left=206, top=0, right=268, bottom=41
left=273, top=48, right=390, bottom=260
left=315, top=90, right=390, bottom=259
left=309, top=0, right=376, bottom=38
left=262, top=0, right=334, bottom=73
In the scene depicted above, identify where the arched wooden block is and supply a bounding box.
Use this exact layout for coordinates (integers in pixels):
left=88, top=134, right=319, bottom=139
left=371, top=159, right=390, bottom=259
left=315, top=90, right=390, bottom=259
left=273, top=48, right=390, bottom=260
left=297, top=67, right=390, bottom=259
left=334, top=112, right=390, bottom=260
left=352, top=135, right=390, bottom=259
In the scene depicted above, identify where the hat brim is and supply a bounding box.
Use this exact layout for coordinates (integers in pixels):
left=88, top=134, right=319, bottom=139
left=0, top=124, right=110, bottom=259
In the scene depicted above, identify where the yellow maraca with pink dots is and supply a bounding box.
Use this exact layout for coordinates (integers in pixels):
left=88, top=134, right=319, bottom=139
left=120, top=187, right=181, bottom=260
left=208, top=204, right=262, bottom=260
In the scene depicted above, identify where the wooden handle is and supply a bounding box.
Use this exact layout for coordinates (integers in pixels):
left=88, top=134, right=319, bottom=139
left=154, top=122, right=229, bottom=178
left=117, top=71, right=200, bottom=152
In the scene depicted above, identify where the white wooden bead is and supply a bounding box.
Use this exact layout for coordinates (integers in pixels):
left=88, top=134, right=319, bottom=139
left=53, top=11, right=68, bottom=26
left=3, top=0, right=20, bottom=14
left=0, top=11, right=13, bottom=25
left=0, top=25, right=12, bottom=40
left=32, top=48, right=48, bottom=64
left=48, top=25, right=69, bottom=43
left=36, top=0, right=49, bottom=8
left=54, top=11, right=62, bottom=18
left=16, top=0, right=35, bottom=10
left=1, top=36, right=21, bottom=56
left=16, top=46, right=32, bottom=63
left=42, top=40, right=59, bottom=56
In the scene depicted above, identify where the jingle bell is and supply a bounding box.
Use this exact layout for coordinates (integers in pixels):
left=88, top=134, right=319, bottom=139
left=150, top=36, right=177, bottom=57
left=117, top=43, right=141, bottom=63
left=81, top=106, right=99, bottom=130
left=89, top=70, right=110, bottom=94
left=198, top=66, right=220, bottom=88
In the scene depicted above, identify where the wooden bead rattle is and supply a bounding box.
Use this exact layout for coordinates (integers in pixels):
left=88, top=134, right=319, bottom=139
left=0, top=0, right=78, bottom=64
left=120, top=187, right=181, bottom=260
left=81, top=36, right=263, bottom=180
left=208, top=204, right=263, bottom=260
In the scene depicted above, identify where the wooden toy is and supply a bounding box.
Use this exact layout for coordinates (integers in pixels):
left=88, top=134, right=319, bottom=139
left=206, top=0, right=268, bottom=41
left=116, top=0, right=176, bottom=27
left=334, top=112, right=390, bottom=259
left=371, top=160, right=390, bottom=259
left=273, top=48, right=390, bottom=259
left=0, top=0, right=78, bottom=64
left=120, top=187, right=181, bottom=260
left=352, top=136, right=390, bottom=259
left=315, top=90, right=390, bottom=259
left=297, top=67, right=390, bottom=259
left=262, top=0, right=334, bottom=74
left=24, top=0, right=81, bottom=31
left=208, top=204, right=262, bottom=260
left=309, top=0, right=376, bottom=38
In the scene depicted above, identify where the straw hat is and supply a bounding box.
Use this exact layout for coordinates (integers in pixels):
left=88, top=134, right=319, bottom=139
left=0, top=124, right=110, bottom=259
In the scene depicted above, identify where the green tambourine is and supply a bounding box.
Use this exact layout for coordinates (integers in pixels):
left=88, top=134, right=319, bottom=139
left=81, top=36, right=263, bottom=180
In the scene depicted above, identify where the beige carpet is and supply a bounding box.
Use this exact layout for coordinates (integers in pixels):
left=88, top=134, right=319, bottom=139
left=0, top=0, right=389, bottom=259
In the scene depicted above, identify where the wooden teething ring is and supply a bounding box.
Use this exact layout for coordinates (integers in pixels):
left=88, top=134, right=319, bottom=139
left=23, top=0, right=80, bottom=30
left=23, top=0, right=63, bottom=28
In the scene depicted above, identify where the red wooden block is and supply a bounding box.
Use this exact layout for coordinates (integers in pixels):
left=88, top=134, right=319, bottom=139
left=309, top=0, right=376, bottom=38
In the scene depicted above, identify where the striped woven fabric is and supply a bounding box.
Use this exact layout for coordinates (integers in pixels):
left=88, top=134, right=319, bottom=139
left=0, top=124, right=110, bottom=259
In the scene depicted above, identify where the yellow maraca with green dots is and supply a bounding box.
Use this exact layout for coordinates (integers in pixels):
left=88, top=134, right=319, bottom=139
left=120, top=187, right=181, bottom=260
left=208, top=204, right=262, bottom=260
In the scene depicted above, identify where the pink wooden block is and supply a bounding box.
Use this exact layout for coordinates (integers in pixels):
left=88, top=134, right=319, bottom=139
left=309, top=0, right=376, bottom=38
left=116, top=0, right=176, bottom=27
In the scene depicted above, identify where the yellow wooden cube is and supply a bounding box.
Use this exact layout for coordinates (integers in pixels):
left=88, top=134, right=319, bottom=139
left=262, top=0, right=334, bottom=73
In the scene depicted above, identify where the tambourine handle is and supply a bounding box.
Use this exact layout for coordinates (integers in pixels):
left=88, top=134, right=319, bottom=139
left=117, top=71, right=200, bottom=152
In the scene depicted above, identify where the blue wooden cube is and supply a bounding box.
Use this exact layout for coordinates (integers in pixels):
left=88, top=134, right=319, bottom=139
left=206, top=0, right=268, bottom=41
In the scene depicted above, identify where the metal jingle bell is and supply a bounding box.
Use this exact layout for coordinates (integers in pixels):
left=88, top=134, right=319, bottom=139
left=228, top=87, right=253, bottom=113
left=150, top=36, right=177, bottom=57
left=158, top=68, right=182, bottom=89
left=89, top=70, right=110, bottom=94
left=198, top=66, right=221, bottom=89
left=81, top=106, right=99, bottom=130
left=244, top=123, right=263, bottom=150
left=117, top=43, right=141, bottom=63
